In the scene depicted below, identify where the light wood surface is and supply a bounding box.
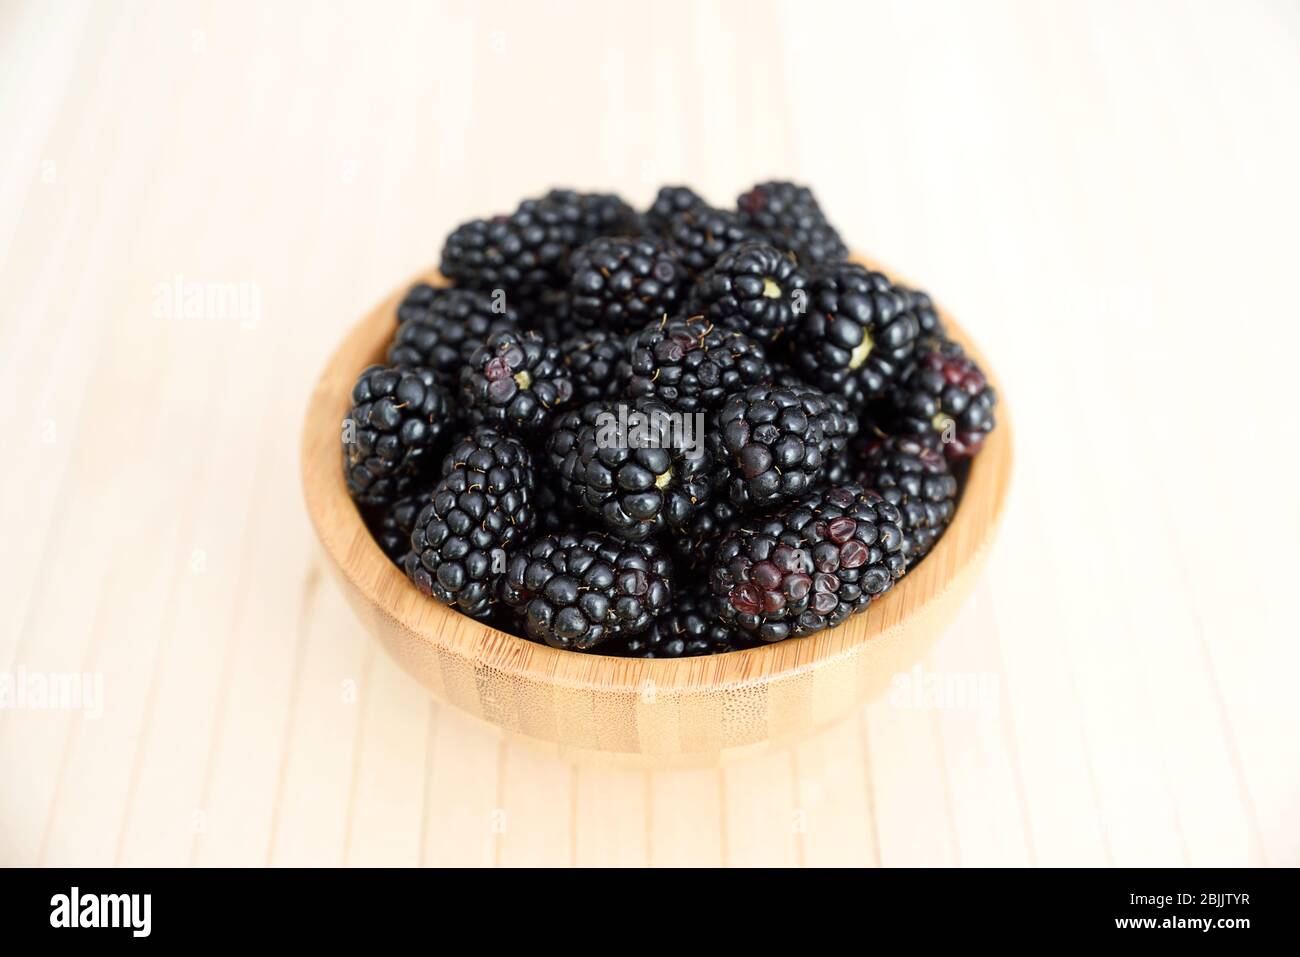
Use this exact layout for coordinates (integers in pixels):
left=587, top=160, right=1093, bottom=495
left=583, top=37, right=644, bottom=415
left=2, top=0, right=1298, bottom=866
left=302, top=259, right=1011, bottom=765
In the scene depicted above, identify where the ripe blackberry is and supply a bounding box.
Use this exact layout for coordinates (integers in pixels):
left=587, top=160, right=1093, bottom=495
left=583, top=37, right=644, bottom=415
left=793, top=262, right=920, bottom=404
left=562, top=328, right=628, bottom=403
left=886, top=336, right=997, bottom=459
left=664, top=206, right=754, bottom=275
left=461, top=329, right=574, bottom=432
left=671, top=496, right=742, bottom=570
left=500, top=532, right=672, bottom=649
left=645, top=185, right=707, bottom=234
left=343, top=365, right=452, bottom=507
left=404, top=427, right=534, bottom=617
left=711, top=484, right=906, bottom=642
left=857, top=435, right=957, bottom=563
left=542, top=188, right=642, bottom=243
left=368, top=492, right=427, bottom=563
left=388, top=285, right=518, bottom=375
left=619, top=315, right=772, bottom=413
left=710, top=382, right=857, bottom=510
left=736, top=180, right=847, bottom=266
left=439, top=198, right=581, bottom=306
left=609, top=585, right=753, bottom=658
left=906, top=286, right=946, bottom=337
left=548, top=398, right=714, bottom=541
left=688, top=241, right=809, bottom=345
left=568, top=236, right=688, bottom=333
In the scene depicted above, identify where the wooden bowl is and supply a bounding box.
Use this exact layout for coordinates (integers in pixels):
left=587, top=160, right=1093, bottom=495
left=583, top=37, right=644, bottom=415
left=301, top=257, right=1012, bottom=767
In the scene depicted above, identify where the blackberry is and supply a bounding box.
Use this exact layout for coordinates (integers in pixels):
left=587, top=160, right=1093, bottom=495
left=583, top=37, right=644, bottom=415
left=568, top=236, right=688, bottom=333
left=736, top=180, right=847, bottom=266
left=368, top=492, right=427, bottom=563
left=645, top=185, right=707, bottom=234
left=439, top=198, right=581, bottom=307
left=885, top=336, right=997, bottom=459
left=404, top=427, right=534, bottom=617
left=671, top=495, right=742, bottom=570
left=548, top=397, right=714, bottom=541
left=793, top=263, right=919, bottom=404
left=664, top=206, right=754, bottom=275
left=542, top=188, right=641, bottom=243
left=461, top=329, right=574, bottom=432
left=562, top=328, right=628, bottom=403
left=710, top=382, right=857, bottom=510
left=711, top=484, right=905, bottom=642
left=688, top=241, right=809, bottom=345
left=620, top=314, right=772, bottom=413
left=609, top=584, right=753, bottom=658
left=906, top=286, right=946, bottom=337
left=500, top=532, right=672, bottom=649
left=343, top=365, right=452, bottom=507
left=388, top=285, right=518, bottom=375
left=856, top=435, right=957, bottom=563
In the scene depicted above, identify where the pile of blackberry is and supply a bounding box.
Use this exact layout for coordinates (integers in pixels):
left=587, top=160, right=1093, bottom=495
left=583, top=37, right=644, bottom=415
left=342, top=182, right=998, bottom=657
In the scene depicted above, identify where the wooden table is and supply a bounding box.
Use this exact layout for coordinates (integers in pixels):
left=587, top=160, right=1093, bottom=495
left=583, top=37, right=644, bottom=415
left=2, top=0, right=1296, bottom=867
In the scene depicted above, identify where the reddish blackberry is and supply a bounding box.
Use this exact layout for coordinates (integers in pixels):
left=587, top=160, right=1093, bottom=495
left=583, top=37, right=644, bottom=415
left=404, top=427, right=534, bottom=617
left=439, top=198, right=581, bottom=306
left=710, top=382, right=857, bottom=509
left=710, top=484, right=905, bottom=642
left=547, top=398, right=714, bottom=541
left=736, top=180, right=847, bottom=266
left=664, top=206, right=754, bottom=275
left=645, top=185, right=707, bottom=234
left=388, top=285, right=518, bottom=375
left=500, top=532, right=672, bottom=649
left=619, top=315, right=772, bottom=413
left=568, top=236, right=688, bottom=333
left=343, top=365, right=452, bottom=507
left=886, top=336, right=997, bottom=459
left=857, top=436, right=957, bottom=563
left=461, top=329, right=574, bottom=432
left=793, top=262, right=919, bottom=404
left=542, top=188, right=642, bottom=243
left=368, top=492, right=427, bottom=563
left=688, top=241, right=809, bottom=345
left=562, top=328, right=628, bottom=403
left=609, top=584, right=753, bottom=658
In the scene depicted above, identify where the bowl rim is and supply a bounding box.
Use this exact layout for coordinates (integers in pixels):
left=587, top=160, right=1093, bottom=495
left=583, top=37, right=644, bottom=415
left=301, top=254, right=1012, bottom=694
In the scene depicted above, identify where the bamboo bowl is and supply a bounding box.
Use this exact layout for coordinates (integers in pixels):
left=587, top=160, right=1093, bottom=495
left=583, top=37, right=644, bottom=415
left=301, top=256, right=1012, bottom=767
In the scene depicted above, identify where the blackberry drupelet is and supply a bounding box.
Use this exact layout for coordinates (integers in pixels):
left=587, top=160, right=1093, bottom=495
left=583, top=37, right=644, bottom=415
left=562, top=328, right=628, bottom=403
left=568, top=236, right=688, bottom=333
left=619, top=314, right=772, bottom=413
left=404, top=427, right=534, bottom=618
left=688, top=241, right=809, bottom=345
left=547, top=397, right=714, bottom=541
left=711, top=484, right=906, bottom=642
left=710, top=382, right=857, bottom=510
left=439, top=196, right=586, bottom=311
left=886, top=336, right=997, bottom=459
left=388, top=285, right=518, bottom=375
left=906, top=286, right=946, bottom=338
left=664, top=206, right=754, bottom=275
left=461, top=329, right=574, bottom=432
left=645, top=185, right=707, bottom=234
left=609, top=584, right=753, bottom=658
left=500, top=532, right=673, bottom=650
left=736, top=180, right=847, bottom=266
left=368, top=492, right=427, bottom=563
left=856, top=435, right=957, bottom=563
left=794, top=262, right=920, bottom=404
left=343, top=365, right=452, bottom=507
